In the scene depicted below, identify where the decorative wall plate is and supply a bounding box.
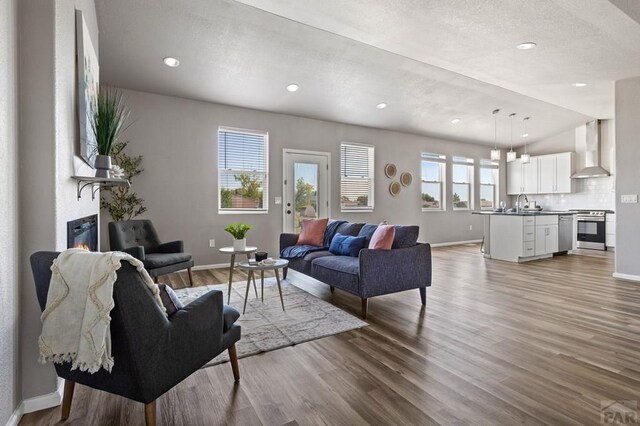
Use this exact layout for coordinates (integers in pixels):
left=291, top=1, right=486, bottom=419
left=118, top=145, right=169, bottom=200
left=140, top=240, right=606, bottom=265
left=384, top=163, right=397, bottom=178
left=389, top=181, right=401, bottom=197
left=400, top=172, right=413, bottom=187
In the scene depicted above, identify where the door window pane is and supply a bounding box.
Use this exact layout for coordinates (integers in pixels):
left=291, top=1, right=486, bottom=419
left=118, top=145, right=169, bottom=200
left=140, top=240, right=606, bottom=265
left=294, top=162, right=318, bottom=233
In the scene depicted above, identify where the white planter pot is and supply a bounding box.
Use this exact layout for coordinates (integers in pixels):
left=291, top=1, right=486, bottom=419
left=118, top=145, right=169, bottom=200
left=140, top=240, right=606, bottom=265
left=233, top=238, right=246, bottom=251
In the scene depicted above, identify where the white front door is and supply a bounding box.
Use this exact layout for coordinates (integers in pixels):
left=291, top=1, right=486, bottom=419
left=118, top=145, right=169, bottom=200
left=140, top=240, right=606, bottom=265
left=283, top=150, right=330, bottom=233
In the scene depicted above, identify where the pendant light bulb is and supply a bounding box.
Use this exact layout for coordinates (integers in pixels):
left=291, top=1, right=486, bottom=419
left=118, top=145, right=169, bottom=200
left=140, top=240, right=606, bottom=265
left=490, top=109, right=501, bottom=160
left=507, top=113, right=517, bottom=162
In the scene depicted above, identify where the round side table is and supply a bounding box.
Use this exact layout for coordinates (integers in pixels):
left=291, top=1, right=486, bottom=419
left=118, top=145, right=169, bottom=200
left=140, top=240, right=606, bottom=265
left=237, top=259, right=289, bottom=314
left=219, top=246, right=258, bottom=304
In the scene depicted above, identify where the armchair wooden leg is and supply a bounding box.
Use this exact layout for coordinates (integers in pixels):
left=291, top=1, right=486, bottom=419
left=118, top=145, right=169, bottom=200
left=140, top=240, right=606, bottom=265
left=361, top=298, right=368, bottom=320
left=329, top=286, right=335, bottom=293
left=153, top=275, right=158, bottom=283
left=419, top=287, right=426, bottom=305
left=144, top=401, right=156, bottom=426
left=228, top=343, right=240, bottom=382
left=187, top=267, right=194, bottom=287
left=61, top=380, right=75, bottom=421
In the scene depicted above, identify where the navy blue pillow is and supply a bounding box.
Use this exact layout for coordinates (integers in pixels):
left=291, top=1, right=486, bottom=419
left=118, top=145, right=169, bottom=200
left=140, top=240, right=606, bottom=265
left=329, top=233, right=367, bottom=257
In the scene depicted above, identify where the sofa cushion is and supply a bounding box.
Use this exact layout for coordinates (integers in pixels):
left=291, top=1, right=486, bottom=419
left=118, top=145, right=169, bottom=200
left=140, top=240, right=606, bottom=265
left=329, top=234, right=367, bottom=257
left=369, top=224, right=395, bottom=250
left=357, top=224, right=379, bottom=246
left=144, top=252, right=192, bottom=269
left=297, top=218, right=328, bottom=246
left=392, top=225, right=420, bottom=249
left=303, top=250, right=334, bottom=262
left=335, top=222, right=365, bottom=237
left=311, top=256, right=360, bottom=294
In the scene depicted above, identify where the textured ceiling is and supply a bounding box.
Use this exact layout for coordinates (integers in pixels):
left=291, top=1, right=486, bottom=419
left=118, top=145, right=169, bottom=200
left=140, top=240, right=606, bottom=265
left=93, top=0, right=638, bottom=147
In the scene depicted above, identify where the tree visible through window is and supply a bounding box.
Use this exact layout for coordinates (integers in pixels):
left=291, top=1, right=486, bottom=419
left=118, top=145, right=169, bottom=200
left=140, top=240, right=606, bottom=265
left=422, top=153, right=446, bottom=210
left=452, top=156, right=474, bottom=210
left=218, top=127, right=268, bottom=212
left=341, top=143, right=374, bottom=211
left=480, top=159, right=499, bottom=209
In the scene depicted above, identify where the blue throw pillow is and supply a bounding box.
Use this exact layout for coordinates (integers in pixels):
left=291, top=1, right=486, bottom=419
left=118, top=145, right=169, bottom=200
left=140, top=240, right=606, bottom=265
left=329, top=233, right=367, bottom=257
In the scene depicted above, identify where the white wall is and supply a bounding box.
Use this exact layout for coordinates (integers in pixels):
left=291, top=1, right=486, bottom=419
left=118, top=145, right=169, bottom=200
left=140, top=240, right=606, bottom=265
left=615, top=77, right=640, bottom=278
left=0, top=0, right=20, bottom=422
left=19, top=0, right=99, bottom=402
left=100, top=89, right=508, bottom=264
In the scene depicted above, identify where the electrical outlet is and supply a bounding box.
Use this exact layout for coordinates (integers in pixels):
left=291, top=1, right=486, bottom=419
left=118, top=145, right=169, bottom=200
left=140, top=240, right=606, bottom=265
left=209, top=239, right=215, bottom=248
left=621, top=194, right=638, bottom=204
left=469, top=225, right=473, bottom=231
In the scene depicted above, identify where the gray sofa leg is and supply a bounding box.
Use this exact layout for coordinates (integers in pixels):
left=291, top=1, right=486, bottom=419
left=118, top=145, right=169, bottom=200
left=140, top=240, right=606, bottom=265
left=283, top=266, right=288, bottom=280
left=419, top=287, right=426, bottom=305
left=361, top=298, right=368, bottom=320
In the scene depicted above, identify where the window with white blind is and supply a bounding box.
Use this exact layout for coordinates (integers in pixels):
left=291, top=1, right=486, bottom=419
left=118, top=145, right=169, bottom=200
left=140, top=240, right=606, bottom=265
left=218, top=127, right=268, bottom=213
left=452, top=156, right=474, bottom=210
left=480, top=159, right=499, bottom=210
left=421, top=153, right=446, bottom=211
left=341, top=142, right=374, bottom=212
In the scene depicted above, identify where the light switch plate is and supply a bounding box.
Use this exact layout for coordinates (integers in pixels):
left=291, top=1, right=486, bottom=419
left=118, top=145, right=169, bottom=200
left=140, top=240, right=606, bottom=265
left=621, top=194, right=638, bottom=204
left=209, top=239, right=215, bottom=248
left=275, top=196, right=282, bottom=205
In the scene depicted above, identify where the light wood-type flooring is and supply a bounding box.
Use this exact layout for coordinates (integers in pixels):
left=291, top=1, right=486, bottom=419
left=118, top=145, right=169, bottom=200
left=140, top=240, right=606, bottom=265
left=21, top=245, right=640, bottom=425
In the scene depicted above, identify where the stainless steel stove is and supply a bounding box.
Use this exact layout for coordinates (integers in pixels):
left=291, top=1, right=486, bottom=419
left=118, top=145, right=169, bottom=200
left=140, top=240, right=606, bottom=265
left=569, top=210, right=609, bottom=250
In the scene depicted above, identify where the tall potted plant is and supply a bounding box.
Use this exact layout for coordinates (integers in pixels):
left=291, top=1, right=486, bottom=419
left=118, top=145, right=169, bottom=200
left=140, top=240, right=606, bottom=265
left=225, top=223, right=252, bottom=251
left=91, top=86, right=131, bottom=178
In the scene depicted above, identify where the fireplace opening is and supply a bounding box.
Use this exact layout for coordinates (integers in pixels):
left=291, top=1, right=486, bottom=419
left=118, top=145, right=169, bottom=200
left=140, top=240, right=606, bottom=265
left=67, top=214, right=98, bottom=251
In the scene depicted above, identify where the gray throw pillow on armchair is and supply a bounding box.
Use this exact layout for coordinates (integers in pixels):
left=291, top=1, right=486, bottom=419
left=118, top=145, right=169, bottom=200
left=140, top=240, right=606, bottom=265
left=158, top=284, right=184, bottom=316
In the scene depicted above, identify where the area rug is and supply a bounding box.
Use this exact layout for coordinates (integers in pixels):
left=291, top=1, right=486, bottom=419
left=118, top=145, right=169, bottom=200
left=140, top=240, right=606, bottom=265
left=174, top=278, right=368, bottom=367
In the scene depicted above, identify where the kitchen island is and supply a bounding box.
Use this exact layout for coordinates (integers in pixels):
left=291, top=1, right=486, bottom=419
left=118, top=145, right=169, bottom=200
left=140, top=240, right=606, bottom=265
left=473, top=211, right=576, bottom=263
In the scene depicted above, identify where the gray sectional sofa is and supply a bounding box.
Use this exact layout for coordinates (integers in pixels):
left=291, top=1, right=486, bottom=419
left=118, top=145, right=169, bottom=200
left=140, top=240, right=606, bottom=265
left=280, top=221, right=432, bottom=319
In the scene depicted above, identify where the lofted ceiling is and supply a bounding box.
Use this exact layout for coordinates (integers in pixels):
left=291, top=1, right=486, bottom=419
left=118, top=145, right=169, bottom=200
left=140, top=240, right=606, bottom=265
left=95, top=0, right=640, bottom=147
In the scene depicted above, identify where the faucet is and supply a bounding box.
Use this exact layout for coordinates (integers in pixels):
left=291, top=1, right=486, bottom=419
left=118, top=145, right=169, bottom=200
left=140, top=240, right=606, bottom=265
left=516, top=193, right=529, bottom=213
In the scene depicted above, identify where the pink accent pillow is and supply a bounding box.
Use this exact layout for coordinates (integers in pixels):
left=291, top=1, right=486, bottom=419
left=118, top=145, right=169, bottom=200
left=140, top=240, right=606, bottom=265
left=297, top=218, right=329, bottom=246
left=369, top=224, right=395, bottom=250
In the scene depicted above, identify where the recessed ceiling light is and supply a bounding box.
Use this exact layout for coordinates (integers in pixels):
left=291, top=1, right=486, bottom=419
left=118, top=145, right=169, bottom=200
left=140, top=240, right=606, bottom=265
left=163, top=57, right=180, bottom=67
left=376, top=103, right=387, bottom=109
left=451, top=118, right=461, bottom=124
left=516, top=42, right=537, bottom=50
left=286, top=84, right=299, bottom=92
left=521, top=133, right=529, bottom=138
left=572, top=82, right=588, bottom=87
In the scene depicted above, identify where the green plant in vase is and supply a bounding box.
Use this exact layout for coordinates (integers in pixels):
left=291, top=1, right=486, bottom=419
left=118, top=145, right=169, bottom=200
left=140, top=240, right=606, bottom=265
left=90, top=86, right=131, bottom=178
left=225, top=223, right=252, bottom=251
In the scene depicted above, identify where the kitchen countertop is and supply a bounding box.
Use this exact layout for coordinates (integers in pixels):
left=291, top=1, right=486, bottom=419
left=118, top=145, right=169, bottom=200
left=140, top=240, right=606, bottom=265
left=472, top=211, right=578, bottom=216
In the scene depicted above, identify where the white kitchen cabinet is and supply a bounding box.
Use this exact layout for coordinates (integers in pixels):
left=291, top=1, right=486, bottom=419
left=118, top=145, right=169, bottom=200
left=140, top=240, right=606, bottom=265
left=537, top=153, right=574, bottom=194
left=507, top=159, right=523, bottom=195
left=522, top=157, right=539, bottom=194
left=534, top=215, right=558, bottom=255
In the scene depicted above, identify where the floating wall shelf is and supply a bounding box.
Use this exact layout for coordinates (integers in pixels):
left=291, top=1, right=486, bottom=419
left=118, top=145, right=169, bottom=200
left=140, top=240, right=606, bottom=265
left=72, top=176, right=130, bottom=200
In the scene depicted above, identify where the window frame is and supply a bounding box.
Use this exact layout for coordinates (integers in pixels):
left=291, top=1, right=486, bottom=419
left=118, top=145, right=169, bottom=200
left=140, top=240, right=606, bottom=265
left=452, top=156, right=474, bottom=211
left=479, top=159, right=499, bottom=211
left=217, top=126, right=269, bottom=215
left=340, top=142, right=375, bottom=213
left=421, top=153, right=446, bottom=212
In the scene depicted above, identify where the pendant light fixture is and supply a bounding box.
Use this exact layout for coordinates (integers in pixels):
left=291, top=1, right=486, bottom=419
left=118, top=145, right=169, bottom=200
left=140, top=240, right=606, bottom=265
left=507, top=112, right=517, bottom=162
left=521, top=116, right=531, bottom=164
left=490, top=109, right=501, bottom=160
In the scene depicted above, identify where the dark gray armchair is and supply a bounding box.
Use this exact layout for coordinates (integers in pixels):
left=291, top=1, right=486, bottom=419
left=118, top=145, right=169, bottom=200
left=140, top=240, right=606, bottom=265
left=109, top=220, right=194, bottom=286
left=30, top=251, right=241, bottom=426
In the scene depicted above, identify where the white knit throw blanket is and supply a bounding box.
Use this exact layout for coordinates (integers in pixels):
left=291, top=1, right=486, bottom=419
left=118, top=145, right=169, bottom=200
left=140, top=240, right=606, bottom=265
left=38, top=249, right=165, bottom=373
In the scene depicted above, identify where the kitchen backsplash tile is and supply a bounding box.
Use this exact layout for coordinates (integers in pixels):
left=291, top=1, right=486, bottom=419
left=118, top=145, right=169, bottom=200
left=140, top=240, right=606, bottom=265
left=528, top=176, right=615, bottom=211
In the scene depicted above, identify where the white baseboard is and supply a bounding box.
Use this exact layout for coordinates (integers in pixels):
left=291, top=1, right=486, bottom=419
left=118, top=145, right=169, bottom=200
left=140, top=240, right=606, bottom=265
left=192, top=263, right=230, bottom=271
left=5, top=380, right=63, bottom=426
left=612, top=272, right=640, bottom=282
left=429, top=239, right=482, bottom=248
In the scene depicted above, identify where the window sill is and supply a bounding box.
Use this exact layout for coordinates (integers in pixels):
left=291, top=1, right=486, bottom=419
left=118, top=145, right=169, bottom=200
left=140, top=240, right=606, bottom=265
left=341, top=209, right=374, bottom=213
left=453, top=208, right=473, bottom=211
left=218, top=210, right=269, bottom=215
left=422, top=208, right=445, bottom=212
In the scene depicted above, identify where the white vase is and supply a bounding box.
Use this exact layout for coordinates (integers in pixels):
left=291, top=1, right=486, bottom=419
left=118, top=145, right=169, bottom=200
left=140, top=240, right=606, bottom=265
left=233, top=238, right=246, bottom=251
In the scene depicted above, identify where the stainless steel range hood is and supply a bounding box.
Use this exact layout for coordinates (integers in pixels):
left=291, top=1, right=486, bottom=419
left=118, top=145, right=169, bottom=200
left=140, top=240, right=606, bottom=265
left=571, top=120, right=610, bottom=178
